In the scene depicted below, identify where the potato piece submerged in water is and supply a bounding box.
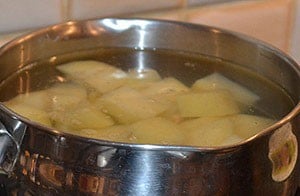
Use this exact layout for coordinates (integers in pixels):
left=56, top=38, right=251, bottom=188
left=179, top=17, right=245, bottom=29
left=47, top=83, right=87, bottom=111
left=129, top=117, right=183, bottom=145
left=78, top=125, right=133, bottom=142
left=100, top=86, right=167, bottom=124
left=5, top=90, right=50, bottom=111
left=6, top=104, right=52, bottom=127
left=56, top=60, right=113, bottom=77
left=180, top=117, right=234, bottom=146
left=2, top=59, right=276, bottom=147
left=141, top=77, right=189, bottom=102
left=123, top=68, right=162, bottom=90
left=4, top=90, right=52, bottom=127
left=231, top=114, right=275, bottom=139
left=50, top=102, right=114, bottom=131
left=176, top=90, right=240, bottom=118
left=57, top=60, right=127, bottom=93
left=221, top=134, right=243, bottom=146
left=192, top=73, right=259, bottom=105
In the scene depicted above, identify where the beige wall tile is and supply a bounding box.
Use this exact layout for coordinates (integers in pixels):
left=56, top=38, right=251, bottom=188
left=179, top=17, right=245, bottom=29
left=186, top=0, right=294, bottom=52
left=0, top=0, right=63, bottom=33
left=69, top=0, right=183, bottom=20
left=291, top=0, right=300, bottom=63
left=133, top=9, right=186, bottom=21
left=187, top=0, right=240, bottom=6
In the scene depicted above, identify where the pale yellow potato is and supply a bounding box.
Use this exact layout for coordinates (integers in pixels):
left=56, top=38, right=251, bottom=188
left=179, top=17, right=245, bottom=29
left=84, top=69, right=127, bottom=93
left=56, top=60, right=119, bottom=79
left=100, top=86, right=167, bottom=124
left=231, top=114, right=275, bottom=138
left=50, top=102, right=114, bottom=131
left=176, top=90, right=240, bottom=118
left=179, top=116, right=221, bottom=131
left=220, top=134, right=243, bottom=146
left=129, top=117, right=183, bottom=145
left=180, top=117, right=234, bottom=146
left=123, top=68, right=162, bottom=90
left=127, top=68, right=162, bottom=81
left=5, top=90, right=50, bottom=111
left=79, top=125, right=133, bottom=142
left=192, top=73, right=259, bottom=105
left=7, top=104, right=52, bottom=127
left=47, top=83, right=87, bottom=111
left=141, top=77, right=189, bottom=102
left=159, top=104, right=183, bottom=124
left=57, top=60, right=127, bottom=93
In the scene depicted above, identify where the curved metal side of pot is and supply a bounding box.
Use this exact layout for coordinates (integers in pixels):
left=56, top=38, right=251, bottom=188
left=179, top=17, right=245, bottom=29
left=4, top=120, right=300, bottom=195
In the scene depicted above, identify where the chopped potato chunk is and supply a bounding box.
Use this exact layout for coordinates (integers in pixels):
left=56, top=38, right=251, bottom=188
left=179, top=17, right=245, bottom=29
left=100, top=87, right=167, bottom=124
left=6, top=91, right=49, bottom=111
left=180, top=117, right=234, bottom=146
left=192, top=73, right=259, bottom=105
left=50, top=102, right=114, bottom=131
left=122, top=68, right=161, bottom=90
left=231, top=114, right=275, bottom=138
left=57, top=60, right=127, bottom=93
left=7, top=104, right=52, bottom=127
left=78, top=125, right=133, bottom=142
left=176, top=90, right=240, bottom=118
left=127, top=68, right=161, bottom=81
left=159, top=105, right=183, bottom=124
left=141, top=77, right=189, bottom=102
left=221, top=134, right=243, bottom=146
left=84, top=69, right=127, bottom=93
left=57, top=60, right=119, bottom=79
left=47, top=83, right=87, bottom=111
left=130, top=117, right=183, bottom=145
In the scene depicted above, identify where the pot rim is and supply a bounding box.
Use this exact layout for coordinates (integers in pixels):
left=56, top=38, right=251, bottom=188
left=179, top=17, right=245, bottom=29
left=0, top=17, right=300, bottom=152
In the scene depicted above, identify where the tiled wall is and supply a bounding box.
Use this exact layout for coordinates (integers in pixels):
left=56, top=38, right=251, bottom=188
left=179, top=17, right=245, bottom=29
left=0, top=0, right=299, bottom=62
left=291, top=0, right=300, bottom=62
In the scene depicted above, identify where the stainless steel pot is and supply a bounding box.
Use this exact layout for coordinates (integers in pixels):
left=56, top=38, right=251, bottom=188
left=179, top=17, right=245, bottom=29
left=0, top=18, right=299, bottom=195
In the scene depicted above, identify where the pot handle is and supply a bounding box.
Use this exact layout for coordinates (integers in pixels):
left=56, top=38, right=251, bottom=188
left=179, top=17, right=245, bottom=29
left=0, top=110, right=26, bottom=175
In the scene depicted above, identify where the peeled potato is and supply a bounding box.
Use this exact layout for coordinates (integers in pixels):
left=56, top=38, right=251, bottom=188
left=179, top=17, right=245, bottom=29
left=84, top=69, right=127, bottom=93
left=78, top=125, right=133, bottom=142
left=50, top=102, right=114, bottom=131
left=57, top=60, right=128, bottom=93
left=7, top=104, right=52, bottom=127
left=5, top=90, right=49, bottom=111
left=159, top=105, right=183, bottom=124
left=141, top=77, right=189, bottom=102
left=180, top=117, right=234, bottom=146
left=123, top=68, right=162, bottom=90
left=231, top=114, right=275, bottom=138
left=47, top=83, right=87, bottom=111
left=129, top=117, right=183, bottom=145
left=220, top=134, right=243, bottom=146
left=192, top=73, right=259, bottom=105
left=176, top=90, right=240, bottom=118
left=57, top=60, right=119, bottom=79
left=100, top=86, right=167, bottom=124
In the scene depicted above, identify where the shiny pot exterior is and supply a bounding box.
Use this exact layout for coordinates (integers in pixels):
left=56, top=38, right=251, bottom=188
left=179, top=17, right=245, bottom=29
left=0, top=18, right=299, bottom=195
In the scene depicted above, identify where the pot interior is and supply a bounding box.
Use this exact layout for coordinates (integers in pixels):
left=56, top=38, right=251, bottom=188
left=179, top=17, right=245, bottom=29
left=0, top=47, right=296, bottom=118
left=0, top=18, right=299, bottom=147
